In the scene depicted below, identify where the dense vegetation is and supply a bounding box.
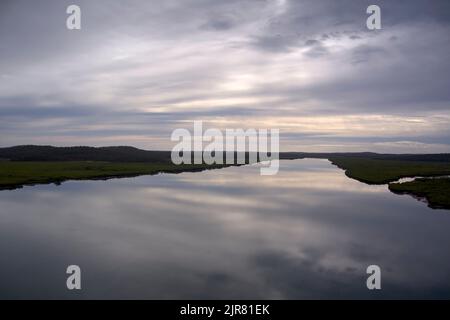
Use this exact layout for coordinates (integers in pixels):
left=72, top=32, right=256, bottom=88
left=329, top=156, right=450, bottom=210
left=0, top=146, right=261, bottom=189
left=390, top=178, right=450, bottom=209
left=0, top=145, right=172, bottom=162
left=0, top=161, right=228, bottom=190
left=329, top=157, right=450, bottom=184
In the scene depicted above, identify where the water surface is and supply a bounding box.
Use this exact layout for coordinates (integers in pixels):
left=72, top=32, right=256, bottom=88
left=1, top=159, right=450, bottom=299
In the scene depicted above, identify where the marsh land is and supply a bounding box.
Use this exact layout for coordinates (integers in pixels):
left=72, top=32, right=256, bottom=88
left=1, top=145, right=449, bottom=209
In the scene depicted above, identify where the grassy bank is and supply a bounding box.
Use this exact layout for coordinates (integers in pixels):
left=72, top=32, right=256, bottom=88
left=329, top=157, right=450, bottom=184
left=2, top=151, right=450, bottom=210
left=389, top=178, right=450, bottom=210
left=0, top=161, right=228, bottom=190
left=329, top=157, right=450, bottom=210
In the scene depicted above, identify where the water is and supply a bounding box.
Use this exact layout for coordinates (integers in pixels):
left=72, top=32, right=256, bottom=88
left=1, top=159, right=450, bottom=299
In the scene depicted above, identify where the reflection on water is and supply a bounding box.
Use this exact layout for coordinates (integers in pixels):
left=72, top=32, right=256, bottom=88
left=1, top=159, right=450, bottom=299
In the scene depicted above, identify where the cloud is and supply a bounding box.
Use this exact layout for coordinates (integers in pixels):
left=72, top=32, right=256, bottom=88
left=350, top=44, right=387, bottom=64
left=0, top=0, right=449, bottom=152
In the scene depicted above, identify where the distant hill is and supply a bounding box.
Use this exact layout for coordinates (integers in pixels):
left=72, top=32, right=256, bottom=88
left=0, top=145, right=449, bottom=163
left=282, top=152, right=450, bottom=162
left=0, top=145, right=172, bottom=162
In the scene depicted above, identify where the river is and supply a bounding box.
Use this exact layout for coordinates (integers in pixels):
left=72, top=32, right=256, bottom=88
left=1, top=159, right=449, bottom=299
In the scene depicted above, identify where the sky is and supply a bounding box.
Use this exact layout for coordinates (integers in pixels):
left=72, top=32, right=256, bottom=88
left=0, top=0, right=449, bottom=152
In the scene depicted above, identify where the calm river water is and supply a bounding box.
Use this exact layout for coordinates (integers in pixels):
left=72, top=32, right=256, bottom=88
left=1, top=159, right=449, bottom=299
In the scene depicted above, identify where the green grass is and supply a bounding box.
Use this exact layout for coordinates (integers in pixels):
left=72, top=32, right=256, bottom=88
left=0, top=161, right=228, bottom=189
left=328, top=156, right=450, bottom=210
left=389, top=178, right=450, bottom=209
left=329, top=157, right=450, bottom=184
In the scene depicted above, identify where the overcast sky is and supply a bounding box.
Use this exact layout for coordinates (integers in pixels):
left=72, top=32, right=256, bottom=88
left=1, top=0, right=449, bottom=152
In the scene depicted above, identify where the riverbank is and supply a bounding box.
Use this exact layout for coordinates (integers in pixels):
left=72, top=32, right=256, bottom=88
left=1, top=146, right=450, bottom=210
left=0, top=161, right=229, bottom=190
left=389, top=178, right=450, bottom=209
left=329, top=157, right=450, bottom=209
